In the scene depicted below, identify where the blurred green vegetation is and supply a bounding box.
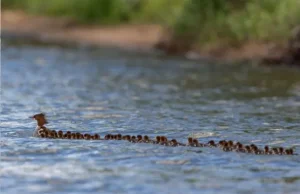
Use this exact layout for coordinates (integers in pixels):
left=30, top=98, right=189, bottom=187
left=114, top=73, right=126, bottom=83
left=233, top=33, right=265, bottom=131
left=3, top=0, right=300, bottom=48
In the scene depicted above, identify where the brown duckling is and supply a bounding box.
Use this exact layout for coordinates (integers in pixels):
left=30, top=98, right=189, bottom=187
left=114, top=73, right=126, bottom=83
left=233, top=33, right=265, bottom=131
left=94, top=134, right=100, bottom=140
left=192, top=139, right=203, bottom=147
left=245, top=145, right=251, bottom=153
left=264, top=146, right=270, bottom=154
left=207, top=140, right=217, bottom=147
left=285, top=148, right=294, bottom=155
left=160, top=136, right=168, bottom=146
left=80, top=134, right=84, bottom=139
left=222, top=142, right=232, bottom=152
left=234, top=142, right=242, bottom=149
left=143, top=135, right=150, bottom=143
left=236, top=143, right=245, bottom=153
left=187, top=137, right=194, bottom=146
left=137, top=135, right=143, bottom=142
left=228, top=140, right=234, bottom=148
left=278, top=147, right=284, bottom=155
left=117, top=134, right=122, bottom=140
left=130, top=136, right=137, bottom=143
left=154, top=136, right=161, bottom=144
left=125, top=135, right=131, bottom=141
left=218, top=140, right=227, bottom=148
left=104, top=134, right=111, bottom=140
left=252, top=146, right=262, bottom=154
left=71, top=133, right=77, bottom=139
left=58, top=130, right=63, bottom=138
left=84, top=134, right=91, bottom=140
left=170, top=139, right=178, bottom=146
left=272, top=147, right=279, bottom=155
left=40, top=132, right=46, bottom=138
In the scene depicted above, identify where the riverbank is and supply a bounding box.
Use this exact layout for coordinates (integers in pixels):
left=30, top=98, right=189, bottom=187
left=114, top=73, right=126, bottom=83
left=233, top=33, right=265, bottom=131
left=2, top=10, right=299, bottom=65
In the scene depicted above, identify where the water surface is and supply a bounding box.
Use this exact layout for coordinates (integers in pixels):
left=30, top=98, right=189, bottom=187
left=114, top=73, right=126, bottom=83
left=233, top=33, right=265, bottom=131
left=1, top=41, right=300, bottom=194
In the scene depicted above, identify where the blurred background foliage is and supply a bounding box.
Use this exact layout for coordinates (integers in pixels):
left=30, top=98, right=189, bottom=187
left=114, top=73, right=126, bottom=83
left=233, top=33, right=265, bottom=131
left=3, top=0, right=300, bottom=47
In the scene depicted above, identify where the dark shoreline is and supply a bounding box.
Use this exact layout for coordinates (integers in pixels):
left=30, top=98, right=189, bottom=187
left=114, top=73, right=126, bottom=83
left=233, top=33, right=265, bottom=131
left=2, top=10, right=299, bottom=66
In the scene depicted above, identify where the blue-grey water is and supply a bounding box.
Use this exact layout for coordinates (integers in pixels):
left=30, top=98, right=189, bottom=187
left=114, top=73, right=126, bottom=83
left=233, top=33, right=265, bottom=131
left=1, top=41, right=300, bottom=194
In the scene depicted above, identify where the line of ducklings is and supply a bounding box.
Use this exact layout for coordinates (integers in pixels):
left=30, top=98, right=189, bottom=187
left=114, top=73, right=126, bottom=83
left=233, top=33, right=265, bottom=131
left=37, top=129, right=295, bottom=155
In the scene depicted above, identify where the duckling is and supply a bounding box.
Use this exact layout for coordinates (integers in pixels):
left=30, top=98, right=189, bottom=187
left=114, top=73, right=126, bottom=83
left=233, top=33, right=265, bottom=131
left=117, top=134, right=122, bottom=140
left=236, top=143, right=245, bottom=153
left=218, top=140, right=227, bottom=148
left=278, top=147, right=284, bottom=155
left=160, top=136, right=169, bottom=146
left=76, top=132, right=81, bottom=139
left=125, top=135, right=131, bottom=141
left=143, top=135, right=150, bottom=143
left=187, top=137, right=194, bottom=146
left=245, top=145, right=251, bottom=153
left=234, top=142, right=242, bottom=150
left=48, top=131, right=54, bottom=139
left=228, top=140, right=234, bottom=148
left=222, top=142, right=232, bottom=152
left=252, top=146, right=262, bottom=154
left=53, top=131, right=58, bottom=138
left=137, top=135, right=143, bottom=143
left=71, top=133, right=77, bottom=139
left=250, top=144, right=259, bottom=153
left=264, top=146, right=270, bottom=154
left=154, top=136, right=161, bottom=144
left=192, top=139, right=203, bottom=147
left=94, top=134, right=100, bottom=140
left=285, top=148, right=294, bottom=155
left=272, top=147, right=279, bottom=155
left=104, top=134, right=111, bottom=140
left=207, top=140, right=217, bottom=147
left=38, top=128, right=46, bottom=137
left=58, top=130, right=63, bottom=138
left=170, top=139, right=178, bottom=146
left=84, top=134, right=91, bottom=140
left=130, top=136, right=137, bottom=143
left=40, top=133, right=46, bottom=138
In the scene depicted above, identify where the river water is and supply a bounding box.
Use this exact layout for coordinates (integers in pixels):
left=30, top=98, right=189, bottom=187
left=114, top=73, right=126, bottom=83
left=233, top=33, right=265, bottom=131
left=1, top=41, right=300, bottom=194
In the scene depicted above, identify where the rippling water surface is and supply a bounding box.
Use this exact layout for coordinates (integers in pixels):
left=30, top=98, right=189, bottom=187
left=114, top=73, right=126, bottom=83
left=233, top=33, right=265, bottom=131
left=1, top=41, right=300, bottom=194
